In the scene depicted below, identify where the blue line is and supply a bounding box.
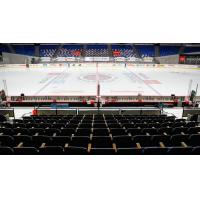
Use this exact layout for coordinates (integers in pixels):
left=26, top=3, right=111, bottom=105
left=34, top=70, right=66, bottom=95
left=125, top=67, right=162, bottom=96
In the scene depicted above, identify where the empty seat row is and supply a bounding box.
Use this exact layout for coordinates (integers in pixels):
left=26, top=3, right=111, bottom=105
left=1, top=134, right=200, bottom=149
left=1, top=126, right=199, bottom=137
left=1, top=146, right=200, bottom=155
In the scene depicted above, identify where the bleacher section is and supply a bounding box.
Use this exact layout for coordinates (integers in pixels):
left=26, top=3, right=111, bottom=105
left=85, top=45, right=109, bottom=57
left=57, top=45, right=82, bottom=57
left=0, top=114, right=199, bottom=155
left=160, top=46, right=180, bottom=56
left=1, top=44, right=200, bottom=58
left=40, top=45, right=58, bottom=57
left=112, top=45, right=134, bottom=57
left=136, top=45, right=155, bottom=57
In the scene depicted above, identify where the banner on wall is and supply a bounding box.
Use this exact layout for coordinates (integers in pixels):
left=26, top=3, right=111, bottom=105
left=65, top=57, right=77, bottom=61
left=41, top=57, right=51, bottom=62
left=85, top=57, right=110, bottom=62
left=114, top=57, right=125, bottom=61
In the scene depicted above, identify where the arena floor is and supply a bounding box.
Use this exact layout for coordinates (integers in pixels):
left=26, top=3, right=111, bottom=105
left=0, top=64, right=200, bottom=97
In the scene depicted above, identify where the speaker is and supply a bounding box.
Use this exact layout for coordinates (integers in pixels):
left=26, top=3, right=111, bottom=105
left=20, top=93, right=25, bottom=100
left=190, top=90, right=196, bottom=102
left=171, top=94, right=175, bottom=100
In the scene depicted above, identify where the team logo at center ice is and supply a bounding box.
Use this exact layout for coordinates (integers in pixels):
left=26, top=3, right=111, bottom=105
left=79, top=73, right=116, bottom=82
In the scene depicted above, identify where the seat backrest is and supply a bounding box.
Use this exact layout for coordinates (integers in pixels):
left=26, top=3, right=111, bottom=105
left=91, top=136, right=112, bottom=148
left=65, top=146, right=88, bottom=155
left=29, top=128, right=45, bottom=136
left=0, top=147, right=14, bottom=155
left=142, top=128, right=158, bottom=135
left=0, top=135, right=14, bottom=147
left=39, top=146, right=64, bottom=155
left=93, top=128, right=109, bottom=136
left=13, top=147, right=38, bottom=155
left=90, top=148, right=116, bottom=155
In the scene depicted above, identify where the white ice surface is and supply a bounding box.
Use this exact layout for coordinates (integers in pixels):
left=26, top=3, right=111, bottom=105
left=0, top=65, right=200, bottom=96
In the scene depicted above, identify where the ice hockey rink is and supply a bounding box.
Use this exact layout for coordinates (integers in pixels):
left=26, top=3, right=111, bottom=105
left=0, top=63, right=200, bottom=97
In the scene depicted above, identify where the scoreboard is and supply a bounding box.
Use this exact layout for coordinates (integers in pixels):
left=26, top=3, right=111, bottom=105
left=179, top=54, right=200, bottom=64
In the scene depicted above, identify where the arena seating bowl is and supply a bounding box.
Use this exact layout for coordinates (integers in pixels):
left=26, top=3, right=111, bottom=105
left=0, top=114, right=199, bottom=155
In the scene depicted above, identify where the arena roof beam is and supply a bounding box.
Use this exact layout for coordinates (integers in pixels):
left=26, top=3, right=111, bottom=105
left=34, top=43, right=40, bottom=57
left=154, top=44, right=160, bottom=57
left=108, top=44, right=113, bottom=57
left=52, top=44, right=63, bottom=58
left=178, top=44, right=185, bottom=54
left=82, top=44, right=87, bottom=57
left=6, top=44, right=15, bottom=54
left=132, top=44, right=141, bottom=58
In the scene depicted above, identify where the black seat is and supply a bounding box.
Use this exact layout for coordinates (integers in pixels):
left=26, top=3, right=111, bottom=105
left=171, top=127, right=188, bottom=135
left=0, top=135, right=14, bottom=147
left=0, top=147, right=14, bottom=155
left=25, top=123, right=39, bottom=129
left=59, top=128, right=75, bottom=136
left=91, top=136, right=112, bottom=148
left=107, top=124, right=121, bottom=128
left=93, top=123, right=107, bottom=128
left=0, top=128, right=14, bottom=136
left=117, top=148, right=143, bottom=155
left=0, top=115, right=7, bottom=122
left=134, top=123, right=148, bottom=129
left=51, top=136, right=71, bottom=146
left=189, top=134, right=200, bottom=146
left=13, top=128, right=30, bottom=135
left=113, top=136, right=134, bottom=148
left=186, top=121, right=197, bottom=128
left=66, top=123, right=79, bottom=129
left=69, top=136, right=90, bottom=148
left=38, top=123, right=52, bottom=129
left=122, top=123, right=135, bottom=129
left=13, top=119, right=24, bottom=124
left=13, top=123, right=26, bottom=128
left=46, top=119, right=58, bottom=124
left=32, top=136, right=52, bottom=147
left=110, top=128, right=127, bottom=136
left=93, top=128, right=109, bottom=136
left=39, top=146, right=64, bottom=155
left=170, top=134, right=189, bottom=146
left=192, top=146, right=200, bottom=155
left=187, top=127, right=200, bottom=135
left=148, top=123, right=161, bottom=128
left=167, top=147, right=192, bottom=155
left=76, top=128, right=91, bottom=136
left=13, top=135, right=32, bottom=146
left=160, top=122, right=173, bottom=128
left=13, top=147, right=38, bottom=155
left=0, top=123, right=13, bottom=128
left=65, top=146, right=88, bottom=155
left=142, top=128, right=158, bottom=135
left=132, top=135, right=152, bottom=147
left=90, top=148, right=116, bottom=155
left=151, top=135, right=171, bottom=147
left=172, top=122, right=186, bottom=128
left=143, top=147, right=168, bottom=155
left=29, top=128, right=45, bottom=136
left=157, top=127, right=172, bottom=135
left=79, top=123, right=92, bottom=128
left=127, top=128, right=143, bottom=136
left=44, top=129, right=61, bottom=136
left=51, top=123, right=66, bottom=129
left=175, top=118, right=186, bottom=122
